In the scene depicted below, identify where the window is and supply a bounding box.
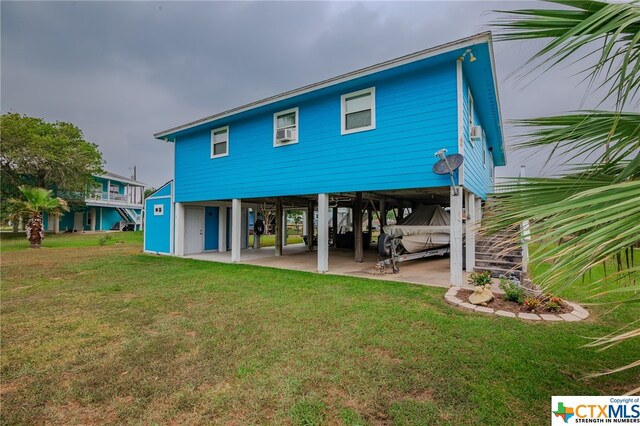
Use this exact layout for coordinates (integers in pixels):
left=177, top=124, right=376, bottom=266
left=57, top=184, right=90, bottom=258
left=273, top=108, right=299, bottom=146
left=211, top=126, right=229, bottom=158
left=154, top=204, right=164, bottom=216
left=109, top=184, right=119, bottom=195
left=341, top=87, right=375, bottom=135
left=468, top=89, right=474, bottom=128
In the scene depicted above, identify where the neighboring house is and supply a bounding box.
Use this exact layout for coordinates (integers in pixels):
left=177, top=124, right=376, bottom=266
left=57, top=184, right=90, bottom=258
left=145, top=32, right=505, bottom=286
left=44, top=171, right=146, bottom=232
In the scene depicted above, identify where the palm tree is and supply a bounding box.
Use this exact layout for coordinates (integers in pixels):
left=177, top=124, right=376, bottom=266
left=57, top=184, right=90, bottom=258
left=486, top=0, right=639, bottom=392
left=8, top=186, right=69, bottom=248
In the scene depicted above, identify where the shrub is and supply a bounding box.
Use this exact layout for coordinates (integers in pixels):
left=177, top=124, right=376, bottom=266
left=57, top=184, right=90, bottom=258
left=524, top=297, right=541, bottom=312
left=98, top=235, right=112, bottom=246
left=546, top=296, right=564, bottom=312
left=469, top=271, right=492, bottom=287
left=499, top=277, right=525, bottom=304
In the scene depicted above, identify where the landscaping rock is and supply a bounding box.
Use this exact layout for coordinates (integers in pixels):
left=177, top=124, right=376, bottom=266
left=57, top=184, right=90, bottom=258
left=518, top=312, right=541, bottom=321
left=495, top=310, right=516, bottom=318
left=469, top=284, right=494, bottom=305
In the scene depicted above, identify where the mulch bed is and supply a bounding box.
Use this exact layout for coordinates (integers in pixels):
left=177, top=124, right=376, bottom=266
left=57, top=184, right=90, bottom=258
left=457, top=289, right=573, bottom=315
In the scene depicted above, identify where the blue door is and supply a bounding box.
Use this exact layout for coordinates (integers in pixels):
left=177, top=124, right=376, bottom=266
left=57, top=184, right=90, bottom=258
left=204, top=207, right=219, bottom=250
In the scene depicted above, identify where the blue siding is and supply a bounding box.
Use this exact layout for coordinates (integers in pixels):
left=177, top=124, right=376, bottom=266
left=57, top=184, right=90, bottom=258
left=174, top=62, right=458, bottom=202
left=204, top=207, right=219, bottom=250
left=462, top=72, right=493, bottom=199
left=144, top=197, right=172, bottom=253
left=100, top=208, right=121, bottom=231
left=151, top=181, right=172, bottom=198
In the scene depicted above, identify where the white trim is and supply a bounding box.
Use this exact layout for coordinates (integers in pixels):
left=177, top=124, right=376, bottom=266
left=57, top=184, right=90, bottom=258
left=154, top=32, right=492, bottom=139
left=465, top=191, right=476, bottom=273
left=96, top=174, right=147, bottom=187
left=170, top=182, right=175, bottom=255
left=486, top=37, right=507, bottom=164
left=146, top=180, right=172, bottom=198
left=175, top=202, right=185, bottom=256
left=468, top=88, right=474, bottom=128
left=143, top=202, right=148, bottom=250
left=450, top=187, right=463, bottom=286
left=210, top=126, right=229, bottom=159
left=317, top=193, right=329, bottom=273
left=231, top=199, right=241, bottom=262
left=273, top=107, right=299, bottom=147
left=340, top=87, right=376, bottom=135
left=456, top=60, right=464, bottom=186
left=146, top=195, right=172, bottom=200
left=143, top=250, right=172, bottom=256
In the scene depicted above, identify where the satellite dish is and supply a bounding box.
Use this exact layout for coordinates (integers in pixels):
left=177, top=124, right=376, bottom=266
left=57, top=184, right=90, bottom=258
left=432, top=153, right=464, bottom=175
left=432, top=149, right=464, bottom=195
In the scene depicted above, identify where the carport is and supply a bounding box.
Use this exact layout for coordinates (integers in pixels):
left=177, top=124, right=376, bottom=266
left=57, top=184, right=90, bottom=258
left=174, top=186, right=483, bottom=287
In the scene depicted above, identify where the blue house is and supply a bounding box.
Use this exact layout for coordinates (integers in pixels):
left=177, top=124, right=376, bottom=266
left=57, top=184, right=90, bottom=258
left=44, top=171, right=145, bottom=233
left=145, top=32, right=505, bottom=286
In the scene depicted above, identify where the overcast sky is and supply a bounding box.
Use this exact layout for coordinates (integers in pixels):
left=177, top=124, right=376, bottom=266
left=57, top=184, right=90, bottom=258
left=2, top=1, right=595, bottom=189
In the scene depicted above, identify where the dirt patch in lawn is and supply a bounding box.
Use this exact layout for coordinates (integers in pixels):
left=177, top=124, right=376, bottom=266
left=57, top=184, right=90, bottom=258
left=457, top=289, right=573, bottom=314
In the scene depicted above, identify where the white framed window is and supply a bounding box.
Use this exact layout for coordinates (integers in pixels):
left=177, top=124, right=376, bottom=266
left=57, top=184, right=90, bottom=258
left=211, top=126, right=229, bottom=159
left=468, top=89, right=474, bottom=128
left=341, top=87, right=376, bottom=135
left=109, top=184, right=119, bottom=195
left=273, top=108, right=299, bottom=147
left=154, top=204, right=164, bottom=216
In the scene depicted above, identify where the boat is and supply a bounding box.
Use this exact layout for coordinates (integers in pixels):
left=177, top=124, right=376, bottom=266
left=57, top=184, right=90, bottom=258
left=382, top=204, right=451, bottom=253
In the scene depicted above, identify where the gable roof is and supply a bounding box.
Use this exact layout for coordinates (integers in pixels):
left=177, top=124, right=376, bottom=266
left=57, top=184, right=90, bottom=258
left=97, top=171, right=147, bottom=187
left=155, top=31, right=505, bottom=165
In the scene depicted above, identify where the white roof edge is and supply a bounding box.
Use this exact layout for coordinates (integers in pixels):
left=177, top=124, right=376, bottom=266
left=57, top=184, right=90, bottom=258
left=145, top=180, right=173, bottom=198
left=155, top=32, right=492, bottom=139
left=485, top=33, right=507, bottom=165
left=96, top=174, right=147, bottom=187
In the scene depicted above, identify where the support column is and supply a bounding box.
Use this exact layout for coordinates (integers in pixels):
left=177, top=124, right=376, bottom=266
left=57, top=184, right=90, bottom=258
left=332, top=207, right=338, bottom=247
left=90, top=209, right=96, bottom=232
left=282, top=209, right=288, bottom=247
left=380, top=199, right=387, bottom=229
left=53, top=213, right=60, bottom=234
left=275, top=198, right=283, bottom=256
left=302, top=211, right=307, bottom=237
left=398, top=202, right=405, bottom=221
left=465, top=191, right=476, bottom=273
left=175, top=202, right=185, bottom=256
left=306, top=201, right=314, bottom=251
left=367, top=208, right=373, bottom=238
left=231, top=199, right=241, bottom=263
left=318, top=193, right=329, bottom=273
left=218, top=207, right=227, bottom=253
left=450, top=187, right=463, bottom=286
left=354, top=192, right=363, bottom=263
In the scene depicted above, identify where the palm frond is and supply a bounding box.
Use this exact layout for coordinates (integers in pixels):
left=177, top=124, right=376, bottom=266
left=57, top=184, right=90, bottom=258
left=511, top=112, right=640, bottom=170
left=493, top=0, right=640, bottom=109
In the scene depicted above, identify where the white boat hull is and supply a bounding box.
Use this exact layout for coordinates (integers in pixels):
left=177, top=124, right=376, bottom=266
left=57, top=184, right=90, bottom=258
left=400, top=234, right=450, bottom=253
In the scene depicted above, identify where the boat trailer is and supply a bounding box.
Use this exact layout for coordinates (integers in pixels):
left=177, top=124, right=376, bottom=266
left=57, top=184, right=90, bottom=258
left=376, top=235, right=450, bottom=274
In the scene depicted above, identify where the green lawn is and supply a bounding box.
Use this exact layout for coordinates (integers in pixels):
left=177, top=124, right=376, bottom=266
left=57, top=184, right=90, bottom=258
left=1, top=233, right=638, bottom=424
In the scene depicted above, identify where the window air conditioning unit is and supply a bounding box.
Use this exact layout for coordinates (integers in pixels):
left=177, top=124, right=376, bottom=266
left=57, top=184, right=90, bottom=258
left=470, top=125, right=482, bottom=140
left=276, top=128, right=296, bottom=142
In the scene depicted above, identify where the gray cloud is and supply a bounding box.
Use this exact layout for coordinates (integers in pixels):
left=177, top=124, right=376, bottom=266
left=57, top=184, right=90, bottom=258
left=1, top=1, right=599, bottom=188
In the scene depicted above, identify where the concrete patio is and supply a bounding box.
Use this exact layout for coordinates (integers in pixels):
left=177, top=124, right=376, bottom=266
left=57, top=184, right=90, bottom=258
left=185, top=243, right=473, bottom=288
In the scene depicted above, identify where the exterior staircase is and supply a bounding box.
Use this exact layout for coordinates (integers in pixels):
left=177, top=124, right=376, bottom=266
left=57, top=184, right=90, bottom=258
left=474, top=228, right=527, bottom=281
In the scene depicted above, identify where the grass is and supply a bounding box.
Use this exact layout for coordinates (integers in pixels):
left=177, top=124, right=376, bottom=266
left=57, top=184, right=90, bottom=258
left=249, top=234, right=304, bottom=247
left=1, top=233, right=638, bottom=424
